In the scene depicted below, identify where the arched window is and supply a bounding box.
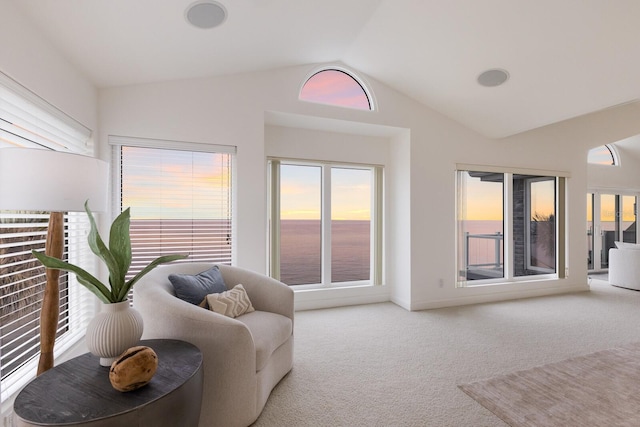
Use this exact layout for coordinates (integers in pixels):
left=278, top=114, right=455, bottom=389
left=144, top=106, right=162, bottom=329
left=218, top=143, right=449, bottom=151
left=299, top=69, right=372, bottom=110
left=588, top=145, right=617, bottom=165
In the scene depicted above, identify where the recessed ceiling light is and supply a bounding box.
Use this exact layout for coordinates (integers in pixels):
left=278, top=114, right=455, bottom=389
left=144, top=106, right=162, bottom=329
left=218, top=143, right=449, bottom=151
left=185, top=1, right=227, bottom=29
left=477, top=69, right=510, bottom=87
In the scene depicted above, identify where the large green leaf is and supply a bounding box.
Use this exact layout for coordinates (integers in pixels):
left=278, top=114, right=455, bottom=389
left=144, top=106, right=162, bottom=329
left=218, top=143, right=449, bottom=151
left=32, top=250, right=112, bottom=303
left=115, top=254, right=188, bottom=302
left=32, top=200, right=189, bottom=304
left=109, top=207, right=132, bottom=286
left=84, top=201, right=123, bottom=293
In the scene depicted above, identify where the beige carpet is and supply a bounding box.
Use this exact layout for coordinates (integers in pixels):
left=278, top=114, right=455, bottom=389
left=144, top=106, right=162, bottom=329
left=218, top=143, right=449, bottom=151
left=253, top=279, right=640, bottom=426
left=459, top=341, right=640, bottom=427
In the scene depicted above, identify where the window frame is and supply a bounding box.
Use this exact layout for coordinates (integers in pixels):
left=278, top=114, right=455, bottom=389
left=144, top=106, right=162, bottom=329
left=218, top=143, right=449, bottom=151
left=109, top=136, right=237, bottom=284
left=524, top=176, right=557, bottom=274
left=268, top=158, right=384, bottom=289
left=456, top=165, right=567, bottom=288
left=587, top=191, right=640, bottom=272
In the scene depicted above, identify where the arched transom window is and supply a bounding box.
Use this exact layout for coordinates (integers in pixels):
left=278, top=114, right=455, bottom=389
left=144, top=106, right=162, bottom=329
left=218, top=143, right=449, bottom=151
left=299, top=69, right=372, bottom=110
left=588, top=145, right=618, bottom=166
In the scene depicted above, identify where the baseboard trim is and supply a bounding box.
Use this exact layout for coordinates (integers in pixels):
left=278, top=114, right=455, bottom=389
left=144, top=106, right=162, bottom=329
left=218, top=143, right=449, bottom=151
left=294, top=285, right=390, bottom=311
left=410, top=284, right=590, bottom=311
left=293, top=282, right=591, bottom=312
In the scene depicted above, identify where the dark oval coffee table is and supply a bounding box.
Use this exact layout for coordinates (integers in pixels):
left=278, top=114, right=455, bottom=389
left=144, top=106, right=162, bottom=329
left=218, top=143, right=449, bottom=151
left=14, top=339, right=203, bottom=427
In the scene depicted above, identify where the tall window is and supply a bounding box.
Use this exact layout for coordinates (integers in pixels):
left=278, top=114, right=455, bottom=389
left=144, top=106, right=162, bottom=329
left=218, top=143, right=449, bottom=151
left=268, top=159, right=383, bottom=287
left=299, top=69, right=373, bottom=110
left=0, top=72, right=95, bottom=401
left=111, top=137, right=235, bottom=281
left=457, top=167, right=566, bottom=286
left=456, top=172, right=504, bottom=281
left=526, top=178, right=556, bottom=273
left=277, top=164, right=322, bottom=285
left=587, top=192, right=638, bottom=271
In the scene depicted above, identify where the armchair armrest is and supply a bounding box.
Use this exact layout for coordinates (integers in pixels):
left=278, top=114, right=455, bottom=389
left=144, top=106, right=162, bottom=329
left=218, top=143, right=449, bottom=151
left=218, top=264, right=294, bottom=322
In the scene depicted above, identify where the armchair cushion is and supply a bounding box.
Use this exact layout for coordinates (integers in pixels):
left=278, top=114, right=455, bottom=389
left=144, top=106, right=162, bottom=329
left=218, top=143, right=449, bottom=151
left=169, top=265, right=227, bottom=305
left=236, top=310, right=293, bottom=371
left=206, top=284, right=255, bottom=318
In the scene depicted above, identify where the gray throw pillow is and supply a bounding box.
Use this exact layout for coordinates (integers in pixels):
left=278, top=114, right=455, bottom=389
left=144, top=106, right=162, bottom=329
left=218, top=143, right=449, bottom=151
left=169, top=266, right=227, bottom=305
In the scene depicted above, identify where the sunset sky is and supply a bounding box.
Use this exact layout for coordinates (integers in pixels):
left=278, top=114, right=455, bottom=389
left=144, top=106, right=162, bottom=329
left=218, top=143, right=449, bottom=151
left=121, top=71, right=372, bottom=220
left=280, top=164, right=371, bottom=221
left=588, top=146, right=615, bottom=165
left=459, top=172, right=555, bottom=221
left=299, top=70, right=370, bottom=110
left=121, top=146, right=231, bottom=219
left=596, top=193, right=636, bottom=223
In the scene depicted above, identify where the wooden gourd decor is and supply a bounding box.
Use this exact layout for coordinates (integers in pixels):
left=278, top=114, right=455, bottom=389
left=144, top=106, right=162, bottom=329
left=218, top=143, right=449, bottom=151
left=109, top=346, right=158, bottom=392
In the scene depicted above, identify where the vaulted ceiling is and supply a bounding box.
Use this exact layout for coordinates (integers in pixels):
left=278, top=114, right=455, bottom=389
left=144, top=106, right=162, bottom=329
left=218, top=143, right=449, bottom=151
left=10, top=0, right=640, bottom=139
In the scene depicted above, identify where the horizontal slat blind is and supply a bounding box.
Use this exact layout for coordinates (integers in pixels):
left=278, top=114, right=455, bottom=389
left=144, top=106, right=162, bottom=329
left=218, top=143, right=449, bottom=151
left=111, top=140, right=235, bottom=285
left=0, top=213, right=50, bottom=384
left=0, top=71, right=96, bottom=402
left=0, top=71, right=91, bottom=152
left=0, top=212, right=94, bottom=400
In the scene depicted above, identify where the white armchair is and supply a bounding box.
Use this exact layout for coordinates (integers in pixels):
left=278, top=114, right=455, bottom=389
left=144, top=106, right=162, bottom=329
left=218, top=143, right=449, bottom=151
left=134, top=263, right=294, bottom=427
left=609, top=247, right=640, bottom=290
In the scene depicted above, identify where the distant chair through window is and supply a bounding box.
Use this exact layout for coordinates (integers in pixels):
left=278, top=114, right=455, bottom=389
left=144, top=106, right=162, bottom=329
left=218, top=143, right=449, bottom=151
left=299, top=68, right=372, bottom=110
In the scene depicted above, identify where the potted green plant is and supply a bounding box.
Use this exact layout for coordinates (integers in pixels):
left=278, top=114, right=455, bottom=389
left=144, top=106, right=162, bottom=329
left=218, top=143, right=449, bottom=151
left=33, top=201, right=188, bottom=365
left=33, top=201, right=186, bottom=303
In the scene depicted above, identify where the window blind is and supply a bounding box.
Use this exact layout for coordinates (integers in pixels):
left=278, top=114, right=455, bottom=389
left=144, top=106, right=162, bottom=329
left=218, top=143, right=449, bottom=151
left=0, top=71, right=91, bottom=152
left=0, top=71, right=96, bottom=402
left=110, top=137, right=236, bottom=284
left=0, top=213, right=93, bottom=399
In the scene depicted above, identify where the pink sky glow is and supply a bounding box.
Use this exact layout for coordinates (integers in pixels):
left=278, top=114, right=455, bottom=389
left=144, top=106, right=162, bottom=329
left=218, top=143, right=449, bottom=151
left=299, top=70, right=370, bottom=110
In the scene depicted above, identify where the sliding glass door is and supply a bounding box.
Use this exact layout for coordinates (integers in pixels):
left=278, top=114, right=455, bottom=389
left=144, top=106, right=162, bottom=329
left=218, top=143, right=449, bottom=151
left=588, top=192, right=638, bottom=271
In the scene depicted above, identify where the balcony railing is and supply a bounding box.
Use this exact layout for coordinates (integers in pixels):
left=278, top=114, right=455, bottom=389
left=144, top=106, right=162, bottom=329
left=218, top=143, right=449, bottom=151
left=463, top=231, right=503, bottom=280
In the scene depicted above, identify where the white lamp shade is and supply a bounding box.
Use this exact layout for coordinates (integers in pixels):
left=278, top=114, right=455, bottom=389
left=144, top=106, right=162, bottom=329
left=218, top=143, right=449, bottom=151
left=0, top=148, right=108, bottom=212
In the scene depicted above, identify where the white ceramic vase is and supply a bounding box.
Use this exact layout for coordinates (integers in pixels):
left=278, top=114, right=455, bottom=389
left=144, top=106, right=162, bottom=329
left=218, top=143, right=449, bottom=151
left=85, top=300, right=144, bottom=367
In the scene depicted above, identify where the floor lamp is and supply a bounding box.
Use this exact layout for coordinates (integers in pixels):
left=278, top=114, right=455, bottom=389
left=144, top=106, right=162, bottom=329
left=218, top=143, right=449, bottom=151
left=0, top=148, right=108, bottom=375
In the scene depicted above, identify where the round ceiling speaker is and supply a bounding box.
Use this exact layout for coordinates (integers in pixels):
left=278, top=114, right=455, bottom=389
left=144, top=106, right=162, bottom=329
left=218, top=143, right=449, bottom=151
left=186, top=1, right=227, bottom=29
left=477, top=69, right=510, bottom=87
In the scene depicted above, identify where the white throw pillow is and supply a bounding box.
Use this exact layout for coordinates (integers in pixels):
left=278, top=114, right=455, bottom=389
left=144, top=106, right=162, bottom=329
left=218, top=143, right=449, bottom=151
left=206, top=284, right=255, bottom=318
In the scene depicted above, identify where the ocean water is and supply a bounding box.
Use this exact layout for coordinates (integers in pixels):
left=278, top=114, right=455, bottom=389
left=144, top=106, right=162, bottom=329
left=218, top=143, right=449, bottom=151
left=126, top=219, right=232, bottom=278
left=126, top=219, right=370, bottom=286
left=280, top=220, right=370, bottom=285
left=125, top=219, right=532, bottom=285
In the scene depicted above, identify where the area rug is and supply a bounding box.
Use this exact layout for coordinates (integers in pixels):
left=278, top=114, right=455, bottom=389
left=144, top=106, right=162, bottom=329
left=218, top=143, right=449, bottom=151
left=459, top=341, right=640, bottom=427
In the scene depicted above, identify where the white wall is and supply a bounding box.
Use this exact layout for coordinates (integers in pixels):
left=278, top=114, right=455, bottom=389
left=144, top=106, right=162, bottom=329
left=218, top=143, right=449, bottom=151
left=98, top=62, right=640, bottom=311
left=0, top=2, right=97, bottom=132
left=6, top=0, right=640, bottom=312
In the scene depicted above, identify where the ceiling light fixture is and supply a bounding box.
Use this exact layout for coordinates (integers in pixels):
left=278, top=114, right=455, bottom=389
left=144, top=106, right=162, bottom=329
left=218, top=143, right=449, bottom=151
left=185, top=1, right=227, bottom=29
left=477, top=69, right=510, bottom=87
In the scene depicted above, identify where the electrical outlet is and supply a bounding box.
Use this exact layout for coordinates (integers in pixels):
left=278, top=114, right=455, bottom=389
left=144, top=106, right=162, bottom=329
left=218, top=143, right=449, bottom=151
left=438, top=278, right=444, bottom=288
